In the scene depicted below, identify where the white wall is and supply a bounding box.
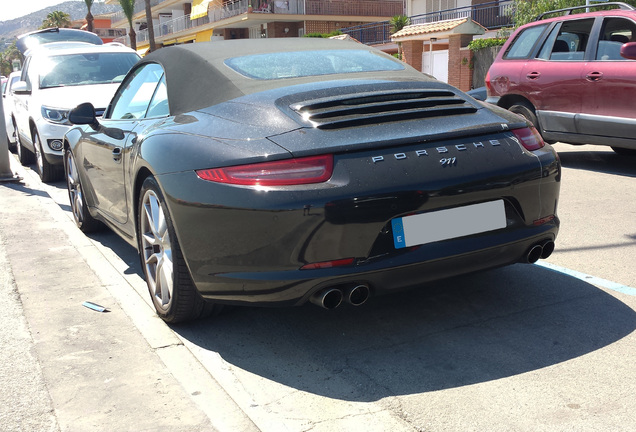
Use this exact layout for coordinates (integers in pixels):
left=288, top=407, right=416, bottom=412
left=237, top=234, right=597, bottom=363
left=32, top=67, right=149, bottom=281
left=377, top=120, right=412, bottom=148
left=422, top=48, right=449, bottom=83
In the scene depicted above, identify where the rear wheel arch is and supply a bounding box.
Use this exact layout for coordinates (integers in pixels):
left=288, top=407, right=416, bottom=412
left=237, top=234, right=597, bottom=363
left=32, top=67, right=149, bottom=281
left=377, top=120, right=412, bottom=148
left=133, top=167, right=154, bottom=242
left=497, top=94, right=536, bottom=112
left=136, top=174, right=221, bottom=322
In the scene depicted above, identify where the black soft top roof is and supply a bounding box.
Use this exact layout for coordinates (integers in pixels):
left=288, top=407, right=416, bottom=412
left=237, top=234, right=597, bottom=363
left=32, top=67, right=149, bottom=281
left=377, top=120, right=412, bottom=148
left=137, top=38, right=428, bottom=116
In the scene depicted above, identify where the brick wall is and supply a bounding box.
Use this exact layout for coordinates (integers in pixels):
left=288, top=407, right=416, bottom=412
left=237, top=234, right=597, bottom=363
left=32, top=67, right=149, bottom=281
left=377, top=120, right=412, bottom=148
left=401, top=40, right=423, bottom=73
left=268, top=22, right=302, bottom=38
left=305, top=21, right=364, bottom=34
left=447, top=34, right=474, bottom=91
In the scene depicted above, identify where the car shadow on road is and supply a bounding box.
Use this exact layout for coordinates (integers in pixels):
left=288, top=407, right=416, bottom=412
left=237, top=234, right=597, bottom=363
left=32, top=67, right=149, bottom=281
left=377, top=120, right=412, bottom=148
left=173, top=263, right=636, bottom=401
left=557, top=147, right=636, bottom=178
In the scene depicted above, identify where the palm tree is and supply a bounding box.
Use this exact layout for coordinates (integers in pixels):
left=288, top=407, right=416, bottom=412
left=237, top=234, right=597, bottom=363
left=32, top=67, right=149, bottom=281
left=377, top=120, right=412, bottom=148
left=390, top=15, right=410, bottom=60
left=1, top=43, right=20, bottom=76
left=144, top=0, right=156, bottom=52
left=84, top=0, right=95, bottom=33
left=40, top=11, right=72, bottom=29
left=119, top=0, right=137, bottom=51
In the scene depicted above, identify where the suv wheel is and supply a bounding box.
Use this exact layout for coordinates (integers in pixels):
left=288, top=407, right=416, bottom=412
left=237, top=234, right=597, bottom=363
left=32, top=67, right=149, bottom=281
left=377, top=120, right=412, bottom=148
left=33, top=129, right=63, bottom=183
left=8, top=118, right=18, bottom=153
left=16, top=132, right=35, bottom=165
left=509, top=102, right=539, bottom=131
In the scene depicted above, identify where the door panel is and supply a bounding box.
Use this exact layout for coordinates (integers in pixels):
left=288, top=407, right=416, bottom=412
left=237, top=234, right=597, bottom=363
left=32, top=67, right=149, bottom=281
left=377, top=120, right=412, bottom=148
left=79, top=120, right=138, bottom=224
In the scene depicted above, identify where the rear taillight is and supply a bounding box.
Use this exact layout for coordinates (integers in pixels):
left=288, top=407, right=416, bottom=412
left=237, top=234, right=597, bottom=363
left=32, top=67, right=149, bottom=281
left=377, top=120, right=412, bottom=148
left=512, top=127, right=545, bottom=151
left=485, top=70, right=492, bottom=94
left=196, top=154, right=334, bottom=186
left=300, top=257, right=355, bottom=270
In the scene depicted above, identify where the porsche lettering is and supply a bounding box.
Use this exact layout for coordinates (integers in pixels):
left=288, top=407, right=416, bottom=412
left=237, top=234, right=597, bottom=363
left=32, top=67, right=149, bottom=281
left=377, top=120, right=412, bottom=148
left=371, top=140, right=502, bottom=163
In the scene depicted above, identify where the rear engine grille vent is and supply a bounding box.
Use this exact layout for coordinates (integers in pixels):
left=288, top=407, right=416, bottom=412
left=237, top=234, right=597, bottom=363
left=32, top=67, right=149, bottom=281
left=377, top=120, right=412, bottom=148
left=290, top=90, right=477, bottom=130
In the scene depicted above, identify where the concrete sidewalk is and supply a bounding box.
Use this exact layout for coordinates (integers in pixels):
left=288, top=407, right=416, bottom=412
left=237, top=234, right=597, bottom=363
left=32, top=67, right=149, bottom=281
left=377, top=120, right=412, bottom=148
left=0, top=154, right=257, bottom=432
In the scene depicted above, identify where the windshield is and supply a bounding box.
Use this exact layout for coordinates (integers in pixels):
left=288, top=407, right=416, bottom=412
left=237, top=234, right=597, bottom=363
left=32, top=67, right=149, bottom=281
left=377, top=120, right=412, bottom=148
left=224, top=49, right=405, bottom=80
left=37, top=52, right=140, bottom=89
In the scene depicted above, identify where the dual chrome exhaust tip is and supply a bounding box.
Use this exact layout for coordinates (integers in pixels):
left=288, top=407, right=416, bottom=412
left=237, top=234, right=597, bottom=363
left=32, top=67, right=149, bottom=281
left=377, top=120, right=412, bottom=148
left=310, top=284, right=370, bottom=309
left=525, top=240, right=555, bottom=264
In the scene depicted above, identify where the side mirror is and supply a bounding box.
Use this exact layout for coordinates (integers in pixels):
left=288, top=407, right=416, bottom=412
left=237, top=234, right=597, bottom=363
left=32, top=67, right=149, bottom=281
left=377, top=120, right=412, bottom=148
left=69, top=102, right=100, bottom=130
left=620, top=42, right=636, bottom=60
left=12, top=81, right=29, bottom=95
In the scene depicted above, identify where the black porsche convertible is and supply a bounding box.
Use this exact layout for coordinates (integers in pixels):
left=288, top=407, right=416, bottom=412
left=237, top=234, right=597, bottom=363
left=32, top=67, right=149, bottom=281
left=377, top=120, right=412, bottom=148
left=63, top=38, right=560, bottom=323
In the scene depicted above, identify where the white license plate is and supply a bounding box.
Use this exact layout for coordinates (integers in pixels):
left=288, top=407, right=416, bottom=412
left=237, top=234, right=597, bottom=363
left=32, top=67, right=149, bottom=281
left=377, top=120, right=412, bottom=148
left=391, top=200, right=506, bottom=249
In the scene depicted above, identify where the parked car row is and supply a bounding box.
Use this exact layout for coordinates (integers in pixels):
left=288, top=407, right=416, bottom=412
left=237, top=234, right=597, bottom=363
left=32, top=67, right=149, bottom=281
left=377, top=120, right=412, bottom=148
left=486, top=2, right=636, bottom=155
left=2, top=71, right=21, bottom=151
left=9, top=4, right=633, bottom=323
left=4, top=27, right=140, bottom=182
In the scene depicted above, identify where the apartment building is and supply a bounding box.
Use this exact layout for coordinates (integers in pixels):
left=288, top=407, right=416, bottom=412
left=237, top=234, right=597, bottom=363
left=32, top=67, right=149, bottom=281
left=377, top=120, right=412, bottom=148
left=107, top=0, right=405, bottom=54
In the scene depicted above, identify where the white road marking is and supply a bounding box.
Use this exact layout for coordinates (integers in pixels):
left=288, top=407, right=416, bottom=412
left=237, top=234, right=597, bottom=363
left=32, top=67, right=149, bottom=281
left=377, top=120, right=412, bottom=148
left=537, top=261, right=636, bottom=297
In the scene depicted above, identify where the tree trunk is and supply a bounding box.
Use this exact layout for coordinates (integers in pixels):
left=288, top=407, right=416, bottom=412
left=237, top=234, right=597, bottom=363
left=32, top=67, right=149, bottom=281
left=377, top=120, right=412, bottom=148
left=144, top=0, right=156, bottom=52
left=86, top=11, right=94, bottom=33
left=129, top=27, right=137, bottom=51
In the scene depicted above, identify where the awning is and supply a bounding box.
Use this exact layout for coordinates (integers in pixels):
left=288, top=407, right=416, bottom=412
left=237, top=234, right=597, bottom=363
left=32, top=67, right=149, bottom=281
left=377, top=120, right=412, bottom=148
left=191, top=0, right=211, bottom=20
left=391, top=18, right=486, bottom=42
left=137, top=46, right=151, bottom=56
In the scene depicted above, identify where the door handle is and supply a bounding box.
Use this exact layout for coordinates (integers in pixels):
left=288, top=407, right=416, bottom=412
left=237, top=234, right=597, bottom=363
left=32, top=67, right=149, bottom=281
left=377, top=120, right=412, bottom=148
left=112, top=147, right=123, bottom=162
left=586, top=71, right=603, bottom=81
left=526, top=72, right=541, bottom=80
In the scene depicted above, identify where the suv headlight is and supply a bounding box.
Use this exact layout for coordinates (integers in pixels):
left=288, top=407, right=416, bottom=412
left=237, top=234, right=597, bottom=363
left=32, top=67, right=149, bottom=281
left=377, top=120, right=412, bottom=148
left=41, top=105, right=70, bottom=124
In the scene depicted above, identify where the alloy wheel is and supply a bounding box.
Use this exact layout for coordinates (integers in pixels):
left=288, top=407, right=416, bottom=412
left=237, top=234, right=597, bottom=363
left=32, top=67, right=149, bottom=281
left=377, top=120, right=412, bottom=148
left=34, top=132, right=44, bottom=175
left=65, top=151, right=85, bottom=227
left=140, top=189, right=174, bottom=311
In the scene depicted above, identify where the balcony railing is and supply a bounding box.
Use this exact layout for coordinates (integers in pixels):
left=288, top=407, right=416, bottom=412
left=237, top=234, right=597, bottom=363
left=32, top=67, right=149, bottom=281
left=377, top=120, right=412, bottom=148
left=341, top=0, right=514, bottom=45
left=304, top=0, right=403, bottom=16
left=111, top=0, right=164, bottom=24
left=138, top=13, right=211, bottom=42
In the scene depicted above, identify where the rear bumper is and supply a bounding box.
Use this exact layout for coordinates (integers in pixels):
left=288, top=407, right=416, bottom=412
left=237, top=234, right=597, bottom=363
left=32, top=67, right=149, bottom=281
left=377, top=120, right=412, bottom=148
left=189, top=219, right=559, bottom=306
left=157, top=132, right=561, bottom=306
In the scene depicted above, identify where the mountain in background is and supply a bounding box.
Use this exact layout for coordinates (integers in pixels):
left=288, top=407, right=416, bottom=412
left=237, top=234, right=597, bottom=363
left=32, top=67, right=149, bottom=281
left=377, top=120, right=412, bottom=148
left=0, top=1, right=121, bottom=41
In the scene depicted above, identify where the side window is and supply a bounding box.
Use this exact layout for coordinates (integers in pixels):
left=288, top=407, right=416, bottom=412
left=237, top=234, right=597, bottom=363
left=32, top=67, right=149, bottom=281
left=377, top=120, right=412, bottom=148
left=107, top=63, right=164, bottom=120
left=504, top=24, right=548, bottom=59
left=21, top=57, right=32, bottom=91
left=145, top=76, right=169, bottom=118
left=596, top=17, right=636, bottom=61
left=537, top=19, right=594, bottom=61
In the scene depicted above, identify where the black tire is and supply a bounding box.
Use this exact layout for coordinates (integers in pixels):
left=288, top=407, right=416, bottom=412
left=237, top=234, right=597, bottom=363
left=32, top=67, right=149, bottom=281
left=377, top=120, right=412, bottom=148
left=33, top=129, right=63, bottom=183
left=137, top=176, right=221, bottom=323
left=8, top=118, right=17, bottom=153
left=611, top=147, right=636, bottom=156
left=64, top=148, right=102, bottom=233
left=16, top=131, right=35, bottom=165
left=509, top=102, right=539, bottom=131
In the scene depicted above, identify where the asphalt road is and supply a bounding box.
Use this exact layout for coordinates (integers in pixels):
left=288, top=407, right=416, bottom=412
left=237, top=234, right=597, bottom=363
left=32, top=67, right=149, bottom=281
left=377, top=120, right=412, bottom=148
left=1, top=143, right=635, bottom=431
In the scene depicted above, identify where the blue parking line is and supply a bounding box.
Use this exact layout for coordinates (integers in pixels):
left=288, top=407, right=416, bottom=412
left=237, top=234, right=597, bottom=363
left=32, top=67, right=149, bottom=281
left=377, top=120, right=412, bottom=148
left=537, top=262, right=636, bottom=297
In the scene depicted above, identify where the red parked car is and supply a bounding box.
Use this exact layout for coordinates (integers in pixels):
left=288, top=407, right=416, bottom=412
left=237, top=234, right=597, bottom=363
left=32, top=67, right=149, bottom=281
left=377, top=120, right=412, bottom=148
left=486, top=3, right=636, bottom=155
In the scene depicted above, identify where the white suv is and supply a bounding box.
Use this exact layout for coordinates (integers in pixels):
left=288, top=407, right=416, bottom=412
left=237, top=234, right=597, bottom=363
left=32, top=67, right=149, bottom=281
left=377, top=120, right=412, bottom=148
left=13, top=40, right=139, bottom=181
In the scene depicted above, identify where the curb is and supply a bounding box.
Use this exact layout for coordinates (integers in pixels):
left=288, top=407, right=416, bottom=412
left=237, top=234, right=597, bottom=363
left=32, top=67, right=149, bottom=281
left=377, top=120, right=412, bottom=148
left=1, top=154, right=258, bottom=432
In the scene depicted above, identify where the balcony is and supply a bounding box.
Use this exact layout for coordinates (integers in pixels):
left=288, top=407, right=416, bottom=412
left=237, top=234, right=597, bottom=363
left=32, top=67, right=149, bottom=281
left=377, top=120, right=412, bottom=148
left=341, top=0, right=514, bottom=45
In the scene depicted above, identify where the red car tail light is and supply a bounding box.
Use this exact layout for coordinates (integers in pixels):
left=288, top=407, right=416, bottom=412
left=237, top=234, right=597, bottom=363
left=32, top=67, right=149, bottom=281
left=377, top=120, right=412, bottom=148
left=300, top=257, right=355, bottom=270
left=196, top=154, right=334, bottom=186
left=512, top=127, right=545, bottom=151
left=485, top=70, right=492, bottom=94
